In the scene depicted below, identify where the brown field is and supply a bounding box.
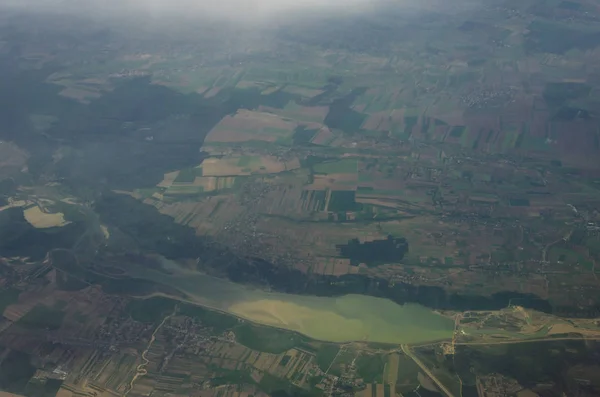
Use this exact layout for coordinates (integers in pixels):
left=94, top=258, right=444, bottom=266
left=201, top=158, right=246, bottom=176
left=311, top=258, right=355, bottom=276
left=362, top=111, right=392, bottom=131
left=3, top=302, right=35, bottom=322
left=253, top=185, right=308, bottom=217
left=157, top=195, right=244, bottom=234
left=157, top=171, right=180, bottom=188
left=376, top=383, right=384, bottom=397
left=306, top=174, right=358, bottom=190
left=195, top=176, right=236, bottom=192
left=201, top=155, right=300, bottom=176
left=385, top=353, right=399, bottom=386
left=310, top=127, right=335, bottom=145
left=205, top=110, right=296, bottom=143
left=261, top=102, right=329, bottom=124
left=356, top=384, right=373, bottom=397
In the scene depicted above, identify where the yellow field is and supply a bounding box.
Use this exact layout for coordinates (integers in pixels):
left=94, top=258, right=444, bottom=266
left=385, top=353, right=400, bottom=386
left=200, top=155, right=300, bottom=176
left=157, top=171, right=180, bottom=188
left=24, top=205, right=70, bottom=228
left=193, top=176, right=236, bottom=192
left=205, top=110, right=296, bottom=143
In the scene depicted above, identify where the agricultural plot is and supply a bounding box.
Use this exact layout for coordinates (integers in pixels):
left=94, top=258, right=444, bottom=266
left=242, top=65, right=332, bottom=89
left=307, top=174, right=358, bottom=191
left=310, top=258, right=357, bottom=277
left=326, top=348, right=356, bottom=377
left=46, top=73, right=114, bottom=104
left=205, top=110, right=297, bottom=144
left=194, top=339, right=318, bottom=391
left=390, top=354, right=420, bottom=394
left=383, top=353, right=399, bottom=386
left=313, top=158, right=359, bottom=174
left=199, top=155, right=301, bottom=176
left=155, top=195, right=245, bottom=234
left=265, top=101, right=329, bottom=124
left=159, top=175, right=238, bottom=197
left=23, top=205, right=70, bottom=229
left=253, top=184, right=321, bottom=220
left=355, top=353, right=386, bottom=383
left=151, top=63, right=244, bottom=95
left=281, top=85, right=325, bottom=99
left=310, top=127, right=338, bottom=146
left=353, top=87, right=407, bottom=115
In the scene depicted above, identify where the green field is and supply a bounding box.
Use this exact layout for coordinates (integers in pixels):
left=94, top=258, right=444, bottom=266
left=356, top=353, right=386, bottom=383
left=234, top=322, right=310, bottom=354
left=174, top=167, right=202, bottom=183
left=126, top=296, right=177, bottom=324
left=0, top=288, right=20, bottom=314
left=17, top=304, right=66, bottom=331
left=313, top=158, right=358, bottom=174
left=315, top=344, right=340, bottom=371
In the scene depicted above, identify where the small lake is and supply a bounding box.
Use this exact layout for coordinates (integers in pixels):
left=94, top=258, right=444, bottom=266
left=123, top=260, right=454, bottom=345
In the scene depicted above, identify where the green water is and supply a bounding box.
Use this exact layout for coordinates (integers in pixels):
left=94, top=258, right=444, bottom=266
left=123, top=260, right=454, bottom=345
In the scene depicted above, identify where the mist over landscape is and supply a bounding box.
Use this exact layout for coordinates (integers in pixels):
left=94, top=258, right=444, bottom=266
left=1, top=0, right=600, bottom=395
left=0, top=0, right=438, bottom=23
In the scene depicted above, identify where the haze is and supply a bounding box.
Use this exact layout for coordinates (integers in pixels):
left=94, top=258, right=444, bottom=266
left=0, top=0, right=451, bottom=25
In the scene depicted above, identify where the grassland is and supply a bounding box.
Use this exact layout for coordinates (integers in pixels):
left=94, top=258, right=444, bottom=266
left=0, top=288, right=20, bottom=316
left=16, top=303, right=66, bottom=331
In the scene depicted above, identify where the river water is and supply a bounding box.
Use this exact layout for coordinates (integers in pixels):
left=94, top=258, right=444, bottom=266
left=124, top=259, right=455, bottom=344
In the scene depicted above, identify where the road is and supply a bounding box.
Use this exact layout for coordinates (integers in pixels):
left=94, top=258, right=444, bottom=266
left=455, top=335, right=600, bottom=346
left=124, top=307, right=177, bottom=396
left=400, top=344, right=455, bottom=397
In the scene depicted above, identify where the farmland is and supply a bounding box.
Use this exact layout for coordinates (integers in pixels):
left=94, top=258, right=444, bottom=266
left=2, top=0, right=600, bottom=395
left=2, top=273, right=598, bottom=397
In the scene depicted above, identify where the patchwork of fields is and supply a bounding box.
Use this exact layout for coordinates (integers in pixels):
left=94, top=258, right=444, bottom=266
left=117, top=66, right=600, bottom=300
